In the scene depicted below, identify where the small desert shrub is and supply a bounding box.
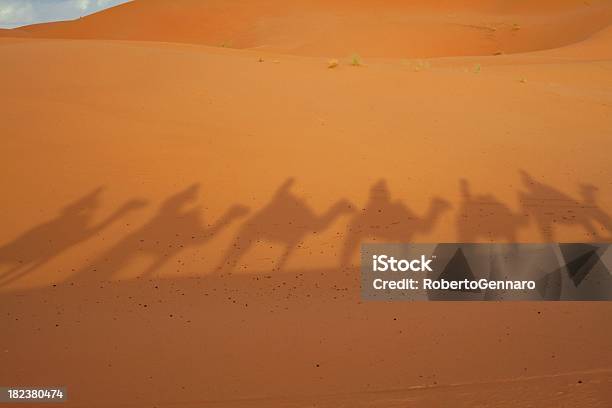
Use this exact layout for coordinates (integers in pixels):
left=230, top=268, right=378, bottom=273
left=415, top=59, right=430, bottom=71
left=350, top=54, right=362, bottom=66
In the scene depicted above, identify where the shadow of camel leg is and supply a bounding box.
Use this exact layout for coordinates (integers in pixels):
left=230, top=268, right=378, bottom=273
left=0, top=263, right=26, bottom=284
left=340, top=231, right=361, bottom=268
left=539, top=220, right=554, bottom=242
left=0, top=260, right=44, bottom=287
left=275, top=243, right=296, bottom=272
left=580, top=219, right=601, bottom=240
left=216, top=236, right=252, bottom=273
left=141, top=255, right=172, bottom=278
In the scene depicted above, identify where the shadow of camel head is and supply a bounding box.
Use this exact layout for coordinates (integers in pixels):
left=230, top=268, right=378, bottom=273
left=328, top=198, right=356, bottom=216
left=160, top=183, right=200, bottom=211
left=579, top=183, right=599, bottom=203
left=224, top=204, right=250, bottom=219
left=119, top=199, right=149, bottom=213
left=519, top=169, right=535, bottom=186
left=60, top=186, right=105, bottom=215
left=431, top=196, right=452, bottom=212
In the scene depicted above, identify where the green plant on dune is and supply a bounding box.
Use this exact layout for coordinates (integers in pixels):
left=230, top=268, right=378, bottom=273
left=415, top=59, right=430, bottom=71
left=350, top=54, right=363, bottom=66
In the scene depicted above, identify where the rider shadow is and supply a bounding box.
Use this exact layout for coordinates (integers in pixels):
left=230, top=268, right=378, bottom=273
left=519, top=170, right=612, bottom=241
left=217, top=178, right=354, bottom=273
left=456, top=179, right=528, bottom=242
left=71, top=184, right=249, bottom=283
left=0, top=187, right=147, bottom=287
left=340, top=179, right=451, bottom=267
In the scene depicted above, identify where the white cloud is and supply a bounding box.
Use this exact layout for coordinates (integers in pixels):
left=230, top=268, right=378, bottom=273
left=0, top=2, right=35, bottom=27
left=75, top=0, right=90, bottom=11
left=0, top=0, right=131, bottom=28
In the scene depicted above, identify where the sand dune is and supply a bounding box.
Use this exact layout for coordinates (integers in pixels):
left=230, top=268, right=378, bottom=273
left=2, top=0, right=612, bottom=57
left=1, top=1, right=612, bottom=407
left=0, top=28, right=28, bottom=37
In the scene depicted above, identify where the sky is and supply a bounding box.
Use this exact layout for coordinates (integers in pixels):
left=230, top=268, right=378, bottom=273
left=0, top=0, right=131, bottom=28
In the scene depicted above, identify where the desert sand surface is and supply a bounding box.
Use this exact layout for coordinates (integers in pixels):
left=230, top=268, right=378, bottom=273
left=1, top=0, right=612, bottom=406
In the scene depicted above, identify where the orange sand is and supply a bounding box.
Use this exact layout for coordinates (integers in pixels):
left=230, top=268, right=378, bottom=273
left=1, top=1, right=612, bottom=406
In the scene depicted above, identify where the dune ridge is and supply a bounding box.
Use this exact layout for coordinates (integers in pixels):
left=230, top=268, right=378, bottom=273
left=2, top=0, right=612, bottom=57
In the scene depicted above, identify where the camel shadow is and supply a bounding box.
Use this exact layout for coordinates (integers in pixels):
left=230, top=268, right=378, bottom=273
left=71, top=184, right=249, bottom=283
left=340, top=180, right=451, bottom=266
left=0, top=187, right=147, bottom=287
left=519, top=170, right=612, bottom=241
left=456, top=179, right=528, bottom=242
left=217, top=178, right=354, bottom=273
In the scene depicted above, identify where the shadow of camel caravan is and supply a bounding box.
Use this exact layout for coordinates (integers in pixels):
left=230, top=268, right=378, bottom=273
left=456, top=179, right=528, bottom=243
left=0, top=187, right=147, bottom=288
left=519, top=170, right=612, bottom=242
left=340, top=180, right=451, bottom=268
left=70, top=184, right=249, bottom=283
left=217, top=178, right=354, bottom=273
